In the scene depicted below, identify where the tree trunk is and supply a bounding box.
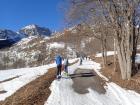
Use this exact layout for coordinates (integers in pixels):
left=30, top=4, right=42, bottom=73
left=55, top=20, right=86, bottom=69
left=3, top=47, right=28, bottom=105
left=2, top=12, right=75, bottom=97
left=114, top=38, right=117, bottom=72
left=116, top=21, right=135, bottom=80
left=131, top=26, right=139, bottom=75
left=104, top=37, right=107, bottom=65
left=116, top=39, right=127, bottom=80
left=101, top=39, right=105, bottom=68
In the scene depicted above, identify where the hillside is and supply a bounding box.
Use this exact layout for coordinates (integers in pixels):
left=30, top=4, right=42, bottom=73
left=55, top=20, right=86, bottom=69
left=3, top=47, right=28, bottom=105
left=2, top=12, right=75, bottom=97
left=0, top=24, right=52, bottom=49
left=0, top=24, right=114, bottom=70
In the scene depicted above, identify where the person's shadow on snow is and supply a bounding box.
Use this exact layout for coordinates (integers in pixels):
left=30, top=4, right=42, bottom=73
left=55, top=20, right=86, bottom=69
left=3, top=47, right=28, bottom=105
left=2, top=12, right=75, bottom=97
left=71, top=69, right=106, bottom=94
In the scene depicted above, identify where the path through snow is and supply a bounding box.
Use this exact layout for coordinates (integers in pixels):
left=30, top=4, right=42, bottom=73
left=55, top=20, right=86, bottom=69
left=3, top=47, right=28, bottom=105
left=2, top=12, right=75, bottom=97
left=0, top=59, right=78, bottom=101
left=45, top=60, right=140, bottom=105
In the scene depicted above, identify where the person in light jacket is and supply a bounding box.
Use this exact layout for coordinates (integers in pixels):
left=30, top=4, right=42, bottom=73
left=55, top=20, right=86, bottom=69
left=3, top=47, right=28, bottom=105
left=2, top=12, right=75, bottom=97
left=64, top=58, right=69, bottom=73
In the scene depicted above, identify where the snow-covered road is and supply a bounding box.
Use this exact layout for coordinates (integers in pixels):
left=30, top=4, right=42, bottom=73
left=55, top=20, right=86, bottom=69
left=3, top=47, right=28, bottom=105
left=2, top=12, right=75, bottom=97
left=45, top=60, right=140, bottom=105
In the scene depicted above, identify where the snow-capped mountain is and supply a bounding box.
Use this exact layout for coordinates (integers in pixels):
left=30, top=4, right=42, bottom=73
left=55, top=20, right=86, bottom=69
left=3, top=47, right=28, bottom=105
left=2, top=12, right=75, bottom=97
left=19, top=24, right=52, bottom=37
left=0, top=29, right=25, bottom=48
left=0, top=29, right=23, bottom=41
left=0, top=24, right=52, bottom=49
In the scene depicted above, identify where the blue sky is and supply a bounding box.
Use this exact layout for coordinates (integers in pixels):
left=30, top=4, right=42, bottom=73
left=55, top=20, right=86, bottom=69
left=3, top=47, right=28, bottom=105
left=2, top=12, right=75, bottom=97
left=0, top=0, right=65, bottom=31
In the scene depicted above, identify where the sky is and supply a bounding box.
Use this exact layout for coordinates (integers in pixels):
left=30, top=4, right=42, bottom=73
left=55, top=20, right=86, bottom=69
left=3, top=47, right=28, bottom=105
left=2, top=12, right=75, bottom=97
left=0, top=0, right=65, bottom=32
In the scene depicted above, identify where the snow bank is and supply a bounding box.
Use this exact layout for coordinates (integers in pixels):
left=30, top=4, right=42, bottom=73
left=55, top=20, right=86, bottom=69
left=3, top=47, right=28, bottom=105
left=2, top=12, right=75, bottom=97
left=0, top=63, right=55, bottom=101
left=106, top=82, right=140, bottom=105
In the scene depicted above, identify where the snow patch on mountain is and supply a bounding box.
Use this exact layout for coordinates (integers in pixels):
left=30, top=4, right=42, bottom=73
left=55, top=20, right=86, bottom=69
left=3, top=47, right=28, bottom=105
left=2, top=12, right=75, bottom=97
left=20, top=24, right=52, bottom=37
left=49, top=42, right=65, bottom=49
left=16, top=36, right=37, bottom=46
left=22, top=24, right=37, bottom=29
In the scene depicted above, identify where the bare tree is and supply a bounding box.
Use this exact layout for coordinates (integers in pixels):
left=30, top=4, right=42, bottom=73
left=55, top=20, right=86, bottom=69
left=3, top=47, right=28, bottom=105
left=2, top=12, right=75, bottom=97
left=66, top=0, right=140, bottom=79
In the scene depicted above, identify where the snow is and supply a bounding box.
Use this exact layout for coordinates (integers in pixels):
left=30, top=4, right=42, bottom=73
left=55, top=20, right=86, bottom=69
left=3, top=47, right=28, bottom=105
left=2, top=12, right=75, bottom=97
left=0, top=59, right=78, bottom=101
left=44, top=37, right=50, bottom=40
left=77, top=60, right=108, bottom=81
left=1, top=56, right=140, bottom=104
left=67, top=26, right=77, bottom=33
left=45, top=59, right=140, bottom=105
left=0, top=39, right=6, bottom=41
left=95, top=51, right=116, bottom=57
left=49, top=42, right=65, bottom=49
left=22, top=24, right=37, bottom=29
left=96, top=50, right=140, bottom=63
left=106, top=82, right=140, bottom=105
left=66, top=47, right=77, bottom=58
left=16, top=36, right=37, bottom=46
left=136, top=25, right=139, bottom=28
left=135, top=54, right=140, bottom=63
left=137, top=45, right=140, bottom=49
left=0, top=63, right=55, bottom=101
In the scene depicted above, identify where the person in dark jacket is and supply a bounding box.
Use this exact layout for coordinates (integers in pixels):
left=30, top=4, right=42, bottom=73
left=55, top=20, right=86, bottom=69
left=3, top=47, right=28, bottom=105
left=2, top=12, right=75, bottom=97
left=80, top=56, right=83, bottom=65
left=55, top=55, right=62, bottom=78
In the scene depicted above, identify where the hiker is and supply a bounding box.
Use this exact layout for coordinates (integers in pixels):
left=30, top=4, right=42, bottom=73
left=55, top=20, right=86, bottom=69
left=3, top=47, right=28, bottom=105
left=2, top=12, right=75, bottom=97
left=64, top=58, right=69, bottom=75
left=80, top=56, right=83, bottom=65
left=85, top=56, right=88, bottom=60
left=55, top=55, right=62, bottom=78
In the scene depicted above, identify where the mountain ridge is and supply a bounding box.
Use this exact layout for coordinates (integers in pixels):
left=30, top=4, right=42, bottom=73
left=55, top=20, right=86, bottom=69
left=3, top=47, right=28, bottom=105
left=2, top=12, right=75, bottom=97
left=0, top=24, right=52, bottom=49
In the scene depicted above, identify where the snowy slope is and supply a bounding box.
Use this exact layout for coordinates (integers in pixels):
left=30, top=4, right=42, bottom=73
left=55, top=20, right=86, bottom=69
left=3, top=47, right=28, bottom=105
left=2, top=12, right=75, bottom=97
left=0, top=59, right=78, bottom=101
left=0, top=29, right=25, bottom=48
left=19, top=24, right=52, bottom=37
left=45, top=60, right=140, bottom=105
left=0, top=63, right=55, bottom=101
left=0, top=35, right=77, bottom=70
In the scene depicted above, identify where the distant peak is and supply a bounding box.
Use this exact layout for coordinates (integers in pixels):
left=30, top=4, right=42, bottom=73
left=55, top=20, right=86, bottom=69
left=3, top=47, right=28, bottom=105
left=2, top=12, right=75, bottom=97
left=22, top=24, right=38, bottom=29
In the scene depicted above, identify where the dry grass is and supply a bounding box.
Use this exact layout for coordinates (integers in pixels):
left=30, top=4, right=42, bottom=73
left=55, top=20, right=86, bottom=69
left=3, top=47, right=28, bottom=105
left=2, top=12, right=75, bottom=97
left=0, top=68, right=56, bottom=105
left=94, top=55, right=140, bottom=93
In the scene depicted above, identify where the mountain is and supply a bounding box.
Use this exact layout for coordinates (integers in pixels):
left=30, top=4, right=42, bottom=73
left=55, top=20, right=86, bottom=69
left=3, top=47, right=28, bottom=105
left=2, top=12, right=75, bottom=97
left=0, top=29, right=24, bottom=48
left=0, top=24, right=113, bottom=70
left=0, top=24, right=52, bottom=49
left=19, top=24, right=52, bottom=37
